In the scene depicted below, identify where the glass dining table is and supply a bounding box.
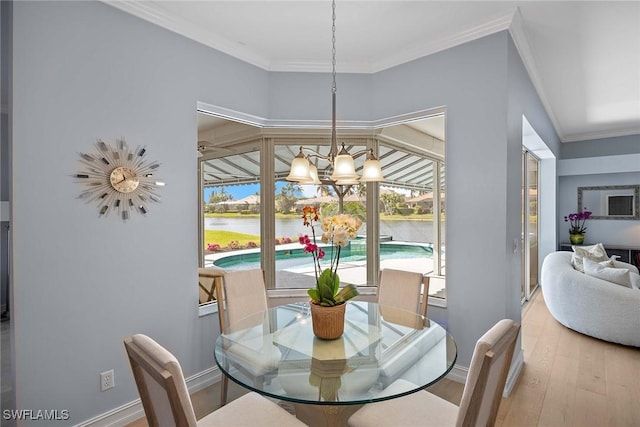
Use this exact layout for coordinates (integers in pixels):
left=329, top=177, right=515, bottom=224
left=214, top=301, right=457, bottom=427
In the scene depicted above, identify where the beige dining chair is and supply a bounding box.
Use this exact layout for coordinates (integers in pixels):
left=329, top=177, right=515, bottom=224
left=348, top=319, right=521, bottom=427
left=216, top=269, right=278, bottom=406
left=378, top=268, right=430, bottom=317
left=216, top=269, right=269, bottom=334
left=198, top=267, right=224, bottom=305
left=123, top=334, right=305, bottom=427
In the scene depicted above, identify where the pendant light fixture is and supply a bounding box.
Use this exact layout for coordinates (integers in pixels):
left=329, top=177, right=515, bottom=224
left=286, top=0, right=384, bottom=186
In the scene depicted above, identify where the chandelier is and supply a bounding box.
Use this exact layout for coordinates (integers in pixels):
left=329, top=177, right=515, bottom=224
left=286, top=0, right=384, bottom=187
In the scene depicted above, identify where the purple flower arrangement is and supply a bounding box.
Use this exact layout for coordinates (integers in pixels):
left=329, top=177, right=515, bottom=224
left=564, top=210, right=592, bottom=234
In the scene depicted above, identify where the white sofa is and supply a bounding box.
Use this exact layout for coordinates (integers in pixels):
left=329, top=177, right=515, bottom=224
left=540, top=251, right=640, bottom=347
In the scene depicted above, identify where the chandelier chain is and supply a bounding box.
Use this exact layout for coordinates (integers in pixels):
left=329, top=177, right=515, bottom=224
left=332, top=0, right=336, bottom=94
left=285, top=0, right=384, bottom=187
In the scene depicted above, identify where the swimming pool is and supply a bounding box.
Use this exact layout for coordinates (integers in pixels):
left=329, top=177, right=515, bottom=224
left=210, top=241, right=434, bottom=271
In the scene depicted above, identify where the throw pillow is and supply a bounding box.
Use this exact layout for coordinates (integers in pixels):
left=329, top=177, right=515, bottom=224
left=599, top=255, right=620, bottom=268
left=571, top=243, right=609, bottom=272
left=583, top=258, right=632, bottom=288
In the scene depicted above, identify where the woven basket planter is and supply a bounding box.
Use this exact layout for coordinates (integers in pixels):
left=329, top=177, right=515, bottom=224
left=309, top=302, right=346, bottom=340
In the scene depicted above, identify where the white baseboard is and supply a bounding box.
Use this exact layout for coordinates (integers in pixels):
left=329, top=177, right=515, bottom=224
left=504, top=348, right=524, bottom=396
left=75, top=366, right=222, bottom=427
left=446, top=363, right=468, bottom=384
left=184, top=366, right=221, bottom=394
left=74, top=400, right=145, bottom=427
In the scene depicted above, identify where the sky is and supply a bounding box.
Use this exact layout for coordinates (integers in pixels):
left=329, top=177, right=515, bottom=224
left=204, top=182, right=409, bottom=203
left=203, top=181, right=317, bottom=202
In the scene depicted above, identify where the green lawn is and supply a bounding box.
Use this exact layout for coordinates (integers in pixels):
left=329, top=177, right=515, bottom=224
left=204, top=230, right=260, bottom=250
left=203, top=213, right=301, bottom=249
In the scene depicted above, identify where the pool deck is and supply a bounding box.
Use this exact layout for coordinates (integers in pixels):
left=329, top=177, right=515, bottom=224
left=204, top=241, right=446, bottom=298
left=276, top=258, right=445, bottom=298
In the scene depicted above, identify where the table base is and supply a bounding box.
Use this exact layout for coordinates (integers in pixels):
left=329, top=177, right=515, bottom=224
left=294, top=403, right=363, bottom=427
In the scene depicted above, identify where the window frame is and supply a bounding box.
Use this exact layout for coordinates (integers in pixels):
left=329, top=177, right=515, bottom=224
left=197, top=107, right=447, bottom=312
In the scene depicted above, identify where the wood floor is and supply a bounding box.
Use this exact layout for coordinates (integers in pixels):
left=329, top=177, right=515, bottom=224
left=127, top=290, right=640, bottom=426
left=494, top=291, right=640, bottom=427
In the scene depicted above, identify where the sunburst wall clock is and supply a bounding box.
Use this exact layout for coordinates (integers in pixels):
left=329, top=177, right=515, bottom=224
left=75, top=138, right=165, bottom=220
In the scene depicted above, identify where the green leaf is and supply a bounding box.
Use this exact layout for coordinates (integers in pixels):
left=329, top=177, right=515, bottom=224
left=335, top=284, right=359, bottom=303
left=331, top=271, right=340, bottom=295
left=318, top=282, right=335, bottom=304
left=315, top=268, right=342, bottom=305
left=307, top=289, right=319, bottom=302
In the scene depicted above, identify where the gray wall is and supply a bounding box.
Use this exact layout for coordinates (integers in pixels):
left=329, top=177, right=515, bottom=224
left=372, top=32, right=517, bottom=360
left=370, top=32, right=561, bottom=362
left=269, top=72, right=372, bottom=122
left=1, top=0, right=11, bottom=318
left=12, top=2, right=266, bottom=423
left=506, top=36, right=561, bottom=292
left=558, top=171, right=640, bottom=246
left=561, top=134, right=640, bottom=159
left=558, top=135, right=640, bottom=247
left=11, top=1, right=561, bottom=423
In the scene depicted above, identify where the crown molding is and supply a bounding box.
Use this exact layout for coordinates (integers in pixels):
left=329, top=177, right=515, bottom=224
left=561, top=127, right=640, bottom=143
left=109, top=2, right=634, bottom=142
left=371, top=11, right=514, bottom=73
left=249, top=10, right=515, bottom=74
left=508, top=8, right=639, bottom=143
left=197, top=102, right=445, bottom=133
left=269, top=60, right=374, bottom=74
left=197, top=102, right=268, bottom=128
left=105, top=1, right=514, bottom=74
left=508, top=7, right=566, bottom=142
left=104, top=1, right=271, bottom=70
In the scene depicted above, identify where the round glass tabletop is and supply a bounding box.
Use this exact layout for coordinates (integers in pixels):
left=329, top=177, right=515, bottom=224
left=214, top=301, right=457, bottom=406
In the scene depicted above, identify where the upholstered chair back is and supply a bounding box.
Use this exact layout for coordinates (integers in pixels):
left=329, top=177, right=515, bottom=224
left=456, top=319, right=520, bottom=427
left=378, top=268, right=430, bottom=317
left=124, top=334, right=198, bottom=427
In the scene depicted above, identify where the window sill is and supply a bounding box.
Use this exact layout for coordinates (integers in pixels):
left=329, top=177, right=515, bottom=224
left=198, top=302, right=218, bottom=317
left=428, top=297, right=447, bottom=308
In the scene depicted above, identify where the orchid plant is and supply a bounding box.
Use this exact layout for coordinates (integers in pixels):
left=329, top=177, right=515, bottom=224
left=299, top=206, right=361, bottom=306
left=564, top=210, right=592, bottom=234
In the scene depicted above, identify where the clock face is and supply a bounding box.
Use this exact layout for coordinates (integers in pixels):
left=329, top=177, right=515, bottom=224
left=75, top=138, right=164, bottom=220
left=109, top=166, right=140, bottom=193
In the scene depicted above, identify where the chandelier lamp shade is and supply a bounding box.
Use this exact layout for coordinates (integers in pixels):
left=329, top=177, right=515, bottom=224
left=285, top=0, right=385, bottom=186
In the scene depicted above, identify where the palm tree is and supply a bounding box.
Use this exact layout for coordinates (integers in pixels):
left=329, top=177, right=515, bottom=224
left=316, top=184, right=335, bottom=197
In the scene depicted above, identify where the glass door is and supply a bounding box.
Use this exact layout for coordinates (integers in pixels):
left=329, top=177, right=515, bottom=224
left=521, top=150, right=539, bottom=303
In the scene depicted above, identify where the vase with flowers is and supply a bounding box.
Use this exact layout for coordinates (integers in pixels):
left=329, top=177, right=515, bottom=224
left=299, top=206, right=361, bottom=339
left=564, top=210, right=592, bottom=245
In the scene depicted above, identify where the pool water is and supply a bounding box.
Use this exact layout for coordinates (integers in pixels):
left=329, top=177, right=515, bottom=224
left=212, top=241, right=434, bottom=271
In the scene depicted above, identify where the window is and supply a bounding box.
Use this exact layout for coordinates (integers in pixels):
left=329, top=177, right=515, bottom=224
left=200, top=148, right=262, bottom=271
left=274, top=142, right=370, bottom=290
left=376, top=140, right=446, bottom=299
left=197, top=111, right=446, bottom=303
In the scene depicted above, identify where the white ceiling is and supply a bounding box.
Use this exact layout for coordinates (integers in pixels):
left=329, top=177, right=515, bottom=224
left=110, top=1, right=640, bottom=143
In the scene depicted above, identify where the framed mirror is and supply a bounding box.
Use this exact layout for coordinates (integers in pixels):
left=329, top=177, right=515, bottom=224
left=578, top=185, right=640, bottom=220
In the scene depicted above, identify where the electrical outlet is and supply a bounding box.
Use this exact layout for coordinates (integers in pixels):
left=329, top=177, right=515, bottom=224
left=100, top=369, right=114, bottom=391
